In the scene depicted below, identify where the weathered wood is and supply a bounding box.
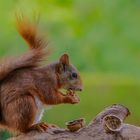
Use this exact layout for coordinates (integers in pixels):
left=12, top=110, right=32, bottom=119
left=9, top=104, right=140, bottom=140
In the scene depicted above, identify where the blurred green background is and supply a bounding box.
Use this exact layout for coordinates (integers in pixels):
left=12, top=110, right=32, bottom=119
left=0, top=0, right=140, bottom=139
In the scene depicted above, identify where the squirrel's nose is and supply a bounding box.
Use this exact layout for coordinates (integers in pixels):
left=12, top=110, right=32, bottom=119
left=77, top=87, right=83, bottom=91
left=79, top=88, right=82, bottom=91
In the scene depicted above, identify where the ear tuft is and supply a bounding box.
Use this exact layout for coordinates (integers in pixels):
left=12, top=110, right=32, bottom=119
left=59, top=53, right=69, bottom=65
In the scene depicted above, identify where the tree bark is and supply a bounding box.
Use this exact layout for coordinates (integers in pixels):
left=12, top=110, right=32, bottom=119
left=9, top=104, right=140, bottom=140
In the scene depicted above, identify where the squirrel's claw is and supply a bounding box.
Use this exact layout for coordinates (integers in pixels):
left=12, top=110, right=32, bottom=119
left=65, top=91, right=80, bottom=104
left=28, top=122, right=59, bottom=132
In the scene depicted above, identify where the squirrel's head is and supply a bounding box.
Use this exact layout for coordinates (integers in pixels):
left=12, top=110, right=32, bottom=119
left=55, top=53, right=83, bottom=92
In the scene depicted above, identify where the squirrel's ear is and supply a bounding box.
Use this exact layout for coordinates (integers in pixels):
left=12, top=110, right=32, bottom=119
left=59, top=53, right=69, bottom=65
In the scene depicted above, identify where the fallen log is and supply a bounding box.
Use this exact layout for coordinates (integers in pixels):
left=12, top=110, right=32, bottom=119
left=9, top=104, right=140, bottom=140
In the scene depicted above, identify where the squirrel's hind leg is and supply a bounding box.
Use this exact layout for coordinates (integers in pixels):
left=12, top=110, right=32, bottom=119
left=2, top=93, right=37, bottom=133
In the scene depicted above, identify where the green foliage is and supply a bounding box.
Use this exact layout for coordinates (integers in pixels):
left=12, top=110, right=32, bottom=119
left=0, top=0, right=140, bottom=139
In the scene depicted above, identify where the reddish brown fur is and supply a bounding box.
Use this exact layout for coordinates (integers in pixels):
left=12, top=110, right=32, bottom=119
left=0, top=17, right=83, bottom=133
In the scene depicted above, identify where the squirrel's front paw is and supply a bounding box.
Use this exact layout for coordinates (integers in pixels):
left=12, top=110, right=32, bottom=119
left=65, top=91, right=80, bottom=104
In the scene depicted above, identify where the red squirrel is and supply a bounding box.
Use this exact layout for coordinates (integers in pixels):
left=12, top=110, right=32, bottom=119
left=0, top=17, right=83, bottom=133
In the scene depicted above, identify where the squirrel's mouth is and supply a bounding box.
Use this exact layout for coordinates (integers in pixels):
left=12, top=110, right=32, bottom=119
left=60, top=87, right=82, bottom=96
left=66, top=87, right=82, bottom=97
left=68, top=87, right=83, bottom=92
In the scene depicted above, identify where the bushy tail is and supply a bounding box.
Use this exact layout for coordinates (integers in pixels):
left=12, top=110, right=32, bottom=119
left=0, top=16, right=50, bottom=81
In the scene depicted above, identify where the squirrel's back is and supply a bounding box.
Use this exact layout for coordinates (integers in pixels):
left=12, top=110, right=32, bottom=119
left=0, top=16, right=50, bottom=82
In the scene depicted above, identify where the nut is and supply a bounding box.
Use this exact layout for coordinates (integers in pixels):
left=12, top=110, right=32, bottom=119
left=66, top=118, right=85, bottom=132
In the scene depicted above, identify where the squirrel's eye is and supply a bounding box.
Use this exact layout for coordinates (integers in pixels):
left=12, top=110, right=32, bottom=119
left=71, top=72, right=77, bottom=78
